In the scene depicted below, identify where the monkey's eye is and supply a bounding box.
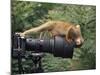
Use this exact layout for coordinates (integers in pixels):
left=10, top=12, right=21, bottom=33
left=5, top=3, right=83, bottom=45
left=72, top=32, right=78, bottom=38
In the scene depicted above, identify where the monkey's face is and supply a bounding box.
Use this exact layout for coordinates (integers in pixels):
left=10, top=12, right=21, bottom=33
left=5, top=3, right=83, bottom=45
left=68, top=25, right=84, bottom=47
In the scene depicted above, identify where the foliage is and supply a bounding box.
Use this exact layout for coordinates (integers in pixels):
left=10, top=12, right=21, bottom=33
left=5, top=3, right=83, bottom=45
left=11, top=0, right=96, bottom=74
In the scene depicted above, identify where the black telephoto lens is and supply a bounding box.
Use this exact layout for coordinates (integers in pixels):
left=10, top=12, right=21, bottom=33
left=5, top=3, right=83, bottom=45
left=25, top=36, right=75, bottom=58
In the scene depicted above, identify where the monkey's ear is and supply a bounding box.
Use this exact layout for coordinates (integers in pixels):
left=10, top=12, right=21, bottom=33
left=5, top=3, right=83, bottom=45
left=76, top=25, right=80, bottom=28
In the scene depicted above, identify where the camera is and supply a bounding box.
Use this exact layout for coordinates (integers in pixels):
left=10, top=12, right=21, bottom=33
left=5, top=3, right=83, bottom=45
left=12, top=33, right=76, bottom=58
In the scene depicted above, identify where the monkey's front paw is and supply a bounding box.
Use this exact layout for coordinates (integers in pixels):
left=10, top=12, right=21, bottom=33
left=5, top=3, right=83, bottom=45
left=15, top=32, right=25, bottom=37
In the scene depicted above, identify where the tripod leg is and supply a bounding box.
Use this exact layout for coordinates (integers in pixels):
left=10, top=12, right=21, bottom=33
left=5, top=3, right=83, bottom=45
left=18, top=52, right=24, bottom=74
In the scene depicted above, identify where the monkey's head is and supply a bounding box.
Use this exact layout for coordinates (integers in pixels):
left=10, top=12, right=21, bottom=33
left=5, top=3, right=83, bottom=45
left=67, top=25, right=84, bottom=47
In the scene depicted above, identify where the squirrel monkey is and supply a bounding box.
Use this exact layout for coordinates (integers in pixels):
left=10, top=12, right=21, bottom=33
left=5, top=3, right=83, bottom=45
left=19, top=21, right=84, bottom=47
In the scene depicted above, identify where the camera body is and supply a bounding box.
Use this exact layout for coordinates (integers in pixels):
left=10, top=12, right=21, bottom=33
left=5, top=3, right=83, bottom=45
left=12, top=34, right=76, bottom=58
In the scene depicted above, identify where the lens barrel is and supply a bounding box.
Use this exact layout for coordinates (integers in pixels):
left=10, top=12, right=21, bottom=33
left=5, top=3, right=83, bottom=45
left=25, top=36, right=75, bottom=58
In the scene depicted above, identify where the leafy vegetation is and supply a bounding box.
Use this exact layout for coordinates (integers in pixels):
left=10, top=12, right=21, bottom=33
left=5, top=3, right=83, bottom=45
left=11, top=0, right=96, bottom=74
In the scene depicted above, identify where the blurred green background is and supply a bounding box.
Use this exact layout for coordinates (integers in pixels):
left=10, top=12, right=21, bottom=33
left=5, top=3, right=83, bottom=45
left=11, top=0, right=96, bottom=74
